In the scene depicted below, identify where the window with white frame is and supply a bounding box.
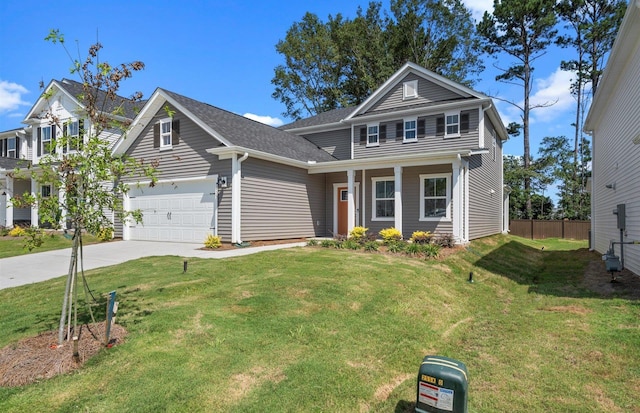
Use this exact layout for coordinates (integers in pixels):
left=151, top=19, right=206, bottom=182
left=372, top=177, right=395, bottom=220
left=41, top=184, right=52, bottom=198
left=403, top=80, right=418, bottom=99
left=420, top=174, right=451, bottom=220
left=367, top=124, right=379, bottom=146
left=41, top=126, right=52, bottom=155
left=404, top=118, right=417, bottom=142
left=7, top=137, right=16, bottom=158
left=160, top=118, right=172, bottom=149
left=445, top=112, right=459, bottom=137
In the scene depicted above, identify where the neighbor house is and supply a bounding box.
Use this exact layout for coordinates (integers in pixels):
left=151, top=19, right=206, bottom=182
left=112, top=62, right=508, bottom=244
left=0, top=78, right=141, bottom=229
left=584, top=0, right=640, bottom=275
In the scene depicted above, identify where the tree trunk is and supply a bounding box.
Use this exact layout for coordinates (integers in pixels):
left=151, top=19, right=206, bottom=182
left=58, top=227, right=79, bottom=345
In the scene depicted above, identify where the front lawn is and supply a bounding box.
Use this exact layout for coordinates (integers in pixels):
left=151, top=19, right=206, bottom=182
left=0, top=235, right=638, bottom=412
left=0, top=232, right=99, bottom=259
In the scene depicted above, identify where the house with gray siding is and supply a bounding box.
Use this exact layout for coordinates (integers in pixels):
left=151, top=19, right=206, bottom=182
left=584, top=0, right=640, bottom=276
left=113, top=62, right=508, bottom=244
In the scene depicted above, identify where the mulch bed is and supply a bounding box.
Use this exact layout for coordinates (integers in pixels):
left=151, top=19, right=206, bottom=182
left=0, top=323, right=127, bottom=387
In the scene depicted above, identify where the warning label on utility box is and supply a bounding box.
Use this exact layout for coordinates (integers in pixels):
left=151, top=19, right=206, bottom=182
left=419, top=381, right=454, bottom=411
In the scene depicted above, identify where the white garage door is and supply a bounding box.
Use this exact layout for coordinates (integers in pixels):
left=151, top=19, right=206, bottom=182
left=127, top=179, right=215, bottom=243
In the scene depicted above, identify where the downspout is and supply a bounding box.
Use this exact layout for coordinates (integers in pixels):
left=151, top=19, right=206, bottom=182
left=232, top=152, right=249, bottom=244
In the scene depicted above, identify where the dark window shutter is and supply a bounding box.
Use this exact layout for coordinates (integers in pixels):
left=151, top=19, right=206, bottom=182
left=417, top=119, right=425, bottom=137
left=436, top=116, right=445, bottom=136
left=171, top=119, right=180, bottom=145
left=395, top=122, right=403, bottom=139
left=51, top=125, right=56, bottom=154
left=359, top=127, right=367, bottom=143
left=460, top=113, right=469, bottom=133
left=15, top=136, right=20, bottom=158
left=379, top=124, right=387, bottom=142
left=37, top=127, right=42, bottom=156
left=153, top=123, right=160, bottom=148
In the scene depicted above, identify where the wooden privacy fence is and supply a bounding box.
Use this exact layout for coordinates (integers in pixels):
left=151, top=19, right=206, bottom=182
left=509, top=220, right=590, bottom=240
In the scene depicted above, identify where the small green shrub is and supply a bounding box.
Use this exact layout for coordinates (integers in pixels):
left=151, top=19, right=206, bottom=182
left=343, top=239, right=361, bottom=250
left=410, top=230, right=432, bottom=244
left=8, top=226, right=25, bottom=237
left=433, top=233, right=455, bottom=248
left=423, top=243, right=441, bottom=258
left=405, top=242, right=422, bottom=256
left=96, top=227, right=114, bottom=242
left=22, top=227, right=44, bottom=251
left=320, top=239, right=335, bottom=248
left=204, top=234, right=222, bottom=249
left=349, top=226, right=368, bottom=243
left=379, top=227, right=402, bottom=244
left=333, top=240, right=345, bottom=249
left=363, top=240, right=380, bottom=252
left=386, top=240, right=407, bottom=253
left=307, top=239, right=319, bottom=246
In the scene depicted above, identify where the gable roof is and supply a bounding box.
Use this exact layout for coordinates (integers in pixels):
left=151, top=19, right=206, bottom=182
left=280, top=106, right=355, bottom=131
left=114, top=88, right=337, bottom=163
left=23, top=78, right=145, bottom=124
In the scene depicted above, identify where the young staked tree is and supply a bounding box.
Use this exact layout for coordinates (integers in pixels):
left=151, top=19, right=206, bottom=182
left=477, top=0, right=557, bottom=219
left=12, top=30, right=157, bottom=345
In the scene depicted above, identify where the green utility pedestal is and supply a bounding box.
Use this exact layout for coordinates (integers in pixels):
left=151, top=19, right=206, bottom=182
left=416, top=355, right=468, bottom=413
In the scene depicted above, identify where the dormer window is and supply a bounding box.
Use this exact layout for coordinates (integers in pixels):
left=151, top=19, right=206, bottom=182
left=403, top=80, right=418, bottom=100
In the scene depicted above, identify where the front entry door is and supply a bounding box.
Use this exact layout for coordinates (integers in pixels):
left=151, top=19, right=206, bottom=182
left=337, top=186, right=348, bottom=236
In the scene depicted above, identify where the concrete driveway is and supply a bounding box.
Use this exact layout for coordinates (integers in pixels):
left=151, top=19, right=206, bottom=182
left=0, top=240, right=306, bottom=290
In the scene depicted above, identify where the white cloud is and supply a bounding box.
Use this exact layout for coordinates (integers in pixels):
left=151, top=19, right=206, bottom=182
left=243, top=113, right=284, bottom=127
left=462, top=0, right=494, bottom=22
left=529, top=68, right=576, bottom=123
left=0, top=80, right=29, bottom=113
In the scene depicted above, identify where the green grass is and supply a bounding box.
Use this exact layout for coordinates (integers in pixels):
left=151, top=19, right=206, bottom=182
left=0, top=233, right=100, bottom=258
left=1, top=235, right=638, bottom=412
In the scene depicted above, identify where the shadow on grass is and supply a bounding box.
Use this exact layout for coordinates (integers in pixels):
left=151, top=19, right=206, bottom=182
left=469, top=240, right=640, bottom=300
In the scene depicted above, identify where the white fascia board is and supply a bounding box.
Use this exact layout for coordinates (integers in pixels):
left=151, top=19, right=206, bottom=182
left=112, top=88, right=165, bottom=155
left=206, top=146, right=311, bottom=169
left=307, top=150, right=470, bottom=174
left=22, top=80, right=82, bottom=123
left=352, top=99, right=488, bottom=124
left=484, top=102, right=509, bottom=141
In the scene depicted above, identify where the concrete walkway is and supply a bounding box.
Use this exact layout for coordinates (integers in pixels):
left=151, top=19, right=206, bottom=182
left=0, top=240, right=306, bottom=290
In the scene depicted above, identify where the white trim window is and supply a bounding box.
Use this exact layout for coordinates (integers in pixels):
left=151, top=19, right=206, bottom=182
left=65, top=120, right=81, bottom=152
left=7, top=137, right=16, bottom=158
left=445, top=111, right=460, bottom=138
left=41, top=125, right=52, bottom=155
left=403, top=80, right=418, bottom=100
left=372, top=177, right=395, bottom=220
left=41, top=184, right=52, bottom=198
left=160, top=118, right=172, bottom=149
left=367, top=124, right=379, bottom=146
left=420, top=174, right=451, bottom=221
left=404, top=118, right=417, bottom=142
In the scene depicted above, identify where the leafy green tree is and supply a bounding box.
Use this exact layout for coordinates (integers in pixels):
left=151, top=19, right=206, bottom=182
left=477, top=0, right=558, bottom=218
left=12, top=30, right=157, bottom=345
left=504, top=154, right=554, bottom=219
left=272, top=0, right=484, bottom=120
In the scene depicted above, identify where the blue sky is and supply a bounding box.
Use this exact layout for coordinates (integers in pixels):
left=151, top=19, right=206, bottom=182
left=0, top=0, right=581, bottom=170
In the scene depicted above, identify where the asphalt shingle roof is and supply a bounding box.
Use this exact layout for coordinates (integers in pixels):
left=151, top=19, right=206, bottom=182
left=280, top=106, right=355, bottom=130
left=162, top=90, right=338, bottom=163
left=57, top=78, right=146, bottom=120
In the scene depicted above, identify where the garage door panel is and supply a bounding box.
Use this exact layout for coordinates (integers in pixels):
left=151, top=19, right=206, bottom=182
left=127, top=179, right=215, bottom=242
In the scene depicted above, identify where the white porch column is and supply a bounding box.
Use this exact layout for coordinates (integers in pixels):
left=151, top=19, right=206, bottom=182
left=2, top=175, right=13, bottom=227
left=452, top=156, right=462, bottom=243
left=58, top=186, right=68, bottom=229
left=394, top=166, right=403, bottom=234
left=31, top=177, right=39, bottom=227
left=231, top=152, right=248, bottom=244
left=347, top=169, right=355, bottom=233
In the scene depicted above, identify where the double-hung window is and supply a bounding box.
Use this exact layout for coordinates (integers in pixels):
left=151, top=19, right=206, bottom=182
left=7, top=137, right=16, bottom=158
left=367, top=124, right=379, bottom=146
left=41, top=126, right=52, bottom=155
left=445, top=112, right=459, bottom=137
left=160, top=118, right=172, bottom=149
left=372, top=177, right=395, bottom=220
left=41, top=184, right=52, bottom=198
left=404, top=118, right=417, bottom=142
left=420, top=174, right=451, bottom=220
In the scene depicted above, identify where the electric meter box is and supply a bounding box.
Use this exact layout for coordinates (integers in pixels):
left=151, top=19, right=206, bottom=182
left=416, top=355, right=468, bottom=413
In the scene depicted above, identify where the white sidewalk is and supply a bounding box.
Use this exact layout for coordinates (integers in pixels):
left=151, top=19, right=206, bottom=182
left=0, top=240, right=306, bottom=290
